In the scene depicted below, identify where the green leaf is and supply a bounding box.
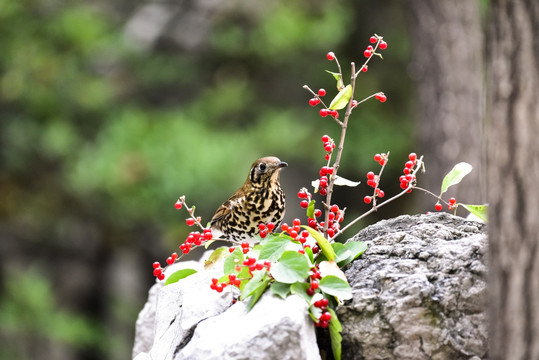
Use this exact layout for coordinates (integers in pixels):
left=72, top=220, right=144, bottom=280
left=319, top=275, right=352, bottom=301
left=259, top=235, right=292, bottom=262
left=270, top=281, right=291, bottom=299
left=329, top=84, right=352, bottom=110
left=301, top=226, right=336, bottom=261
left=328, top=308, right=343, bottom=360
left=306, top=200, right=316, bottom=219
left=241, top=270, right=266, bottom=300
left=304, top=246, right=314, bottom=265
left=247, top=277, right=270, bottom=311
left=270, top=251, right=310, bottom=284
left=164, top=268, right=197, bottom=286
left=332, top=243, right=352, bottom=263
left=440, top=162, right=473, bottom=195
left=290, top=282, right=312, bottom=303
left=224, top=247, right=244, bottom=275
left=460, top=204, right=488, bottom=222
left=338, top=241, right=368, bottom=267
left=325, top=70, right=344, bottom=90
left=204, top=247, right=228, bottom=270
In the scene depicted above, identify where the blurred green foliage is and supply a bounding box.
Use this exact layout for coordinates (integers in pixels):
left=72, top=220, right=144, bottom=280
left=0, top=0, right=413, bottom=358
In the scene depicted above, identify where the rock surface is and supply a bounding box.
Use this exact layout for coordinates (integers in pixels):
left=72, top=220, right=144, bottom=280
left=133, top=213, right=488, bottom=360
left=132, top=255, right=320, bottom=360
left=338, top=213, right=487, bottom=360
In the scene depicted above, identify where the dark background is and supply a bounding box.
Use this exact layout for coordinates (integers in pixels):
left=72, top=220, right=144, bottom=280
left=0, top=1, right=487, bottom=359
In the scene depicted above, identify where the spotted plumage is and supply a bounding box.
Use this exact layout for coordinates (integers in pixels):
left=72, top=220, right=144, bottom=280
left=210, top=156, right=287, bottom=242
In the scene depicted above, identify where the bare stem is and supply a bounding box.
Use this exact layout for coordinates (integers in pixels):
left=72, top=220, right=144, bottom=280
left=323, top=62, right=358, bottom=237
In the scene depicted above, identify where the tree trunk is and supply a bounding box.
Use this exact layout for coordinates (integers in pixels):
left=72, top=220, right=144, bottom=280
left=487, top=0, right=539, bottom=359
left=407, top=0, right=486, bottom=208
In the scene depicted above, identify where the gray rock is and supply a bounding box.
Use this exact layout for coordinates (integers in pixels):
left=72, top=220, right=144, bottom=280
left=133, top=254, right=319, bottom=360
left=176, top=292, right=320, bottom=360
left=338, top=213, right=487, bottom=360
left=133, top=213, right=488, bottom=360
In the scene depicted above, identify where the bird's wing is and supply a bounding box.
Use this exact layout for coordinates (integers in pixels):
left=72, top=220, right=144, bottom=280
left=210, top=193, right=241, bottom=226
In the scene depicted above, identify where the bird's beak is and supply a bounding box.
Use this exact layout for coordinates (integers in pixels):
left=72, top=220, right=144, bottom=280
left=278, top=161, right=288, bottom=168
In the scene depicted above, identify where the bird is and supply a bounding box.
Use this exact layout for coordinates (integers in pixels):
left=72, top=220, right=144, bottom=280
left=210, top=156, right=287, bottom=243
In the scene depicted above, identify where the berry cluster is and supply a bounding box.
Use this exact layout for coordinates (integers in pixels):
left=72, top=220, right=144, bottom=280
left=321, top=134, right=336, bottom=161
left=375, top=92, right=387, bottom=103
left=398, top=153, right=418, bottom=192
left=258, top=222, right=276, bottom=239
left=179, top=228, right=213, bottom=254
left=209, top=257, right=272, bottom=293
left=373, top=153, right=388, bottom=166
left=308, top=88, right=327, bottom=107
left=364, top=169, right=385, bottom=204
left=308, top=269, right=332, bottom=328
left=365, top=35, right=388, bottom=58
left=435, top=197, right=457, bottom=212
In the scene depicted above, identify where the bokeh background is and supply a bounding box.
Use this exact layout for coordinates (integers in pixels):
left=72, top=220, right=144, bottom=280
left=0, top=1, right=487, bottom=359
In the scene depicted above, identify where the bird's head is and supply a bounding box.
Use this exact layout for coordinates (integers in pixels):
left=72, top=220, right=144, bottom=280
left=248, top=156, right=287, bottom=185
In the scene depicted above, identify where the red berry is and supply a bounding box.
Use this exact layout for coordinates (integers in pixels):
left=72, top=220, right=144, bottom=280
left=319, top=109, right=329, bottom=117
left=186, top=218, right=196, bottom=226
left=166, top=256, right=174, bottom=265
left=326, top=52, right=335, bottom=61
left=260, top=229, right=267, bottom=238
left=379, top=41, right=388, bottom=50
left=367, top=45, right=374, bottom=52
left=320, top=312, right=332, bottom=321
left=435, top=203, right=443, bottom=211
left=405, top=161, right=414, bottom=169
left=314, top=209, right=322, bottom=217
left=369, top=36, right=377, bottom=44
left=321, top=135, right=330, bottom=143
left=449, top=197, right=456, bottom=205
left=157, top=273, right=165, bottom=281
left=374, top=154, right=382, bottom=162
left=364, top=49, right=372, bottom=58
left=319, top=188, right=327, bottom=196
left=403, top=168, right=410, bottom=175
left=301, top=230, right=309, bottom=238
left=293, top=218, right=301, bottom=226
left=364, top=196, right=372, bottom=204
left=408, top=153, right=417, bottom=162
left=241, top=241, right=249, bottom=248
left=330, top=204, right=339, bottom=213
left=311, top=281, right=319, bottom=290
left=307, top=287, right=315, bottom=296
left=327, top=228, right=335, bottom=237
left=300, top=200, right=309, bottom=209
left=174, top=200, right=182, bottom=210
left=153, top=268, right=162, bottom=277
left=367, top=171, right=375, bottom=180
left=309, top=98, right=318, bottom=107
left=229, top=247, right=235, bottom=253
left=324, top=144, right=333, bottom=152
left=267, top=222, right=275, bottom=231
left=258, top=223, right=266, bottom=231
left=318, top=88, right=326, bottom=97
left=378, top=94, right=387, bottom=102
left=319, top=178, right=328, bottom=188
left=367, top=179, right=377, bottom=188
left=325, top=154, right=330, bottom=161
left=400, top=181, right=409, bottom=189
left=377, top=190, right=385, bottom=198
left=152, top=262, right=160, bottom=269
left=361, top=65, right=368, bottom=72
left=281, top=223, right=289, bottom=232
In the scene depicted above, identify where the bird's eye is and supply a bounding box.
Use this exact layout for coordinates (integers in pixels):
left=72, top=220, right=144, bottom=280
left=259, top=163, right=266, bottom=171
